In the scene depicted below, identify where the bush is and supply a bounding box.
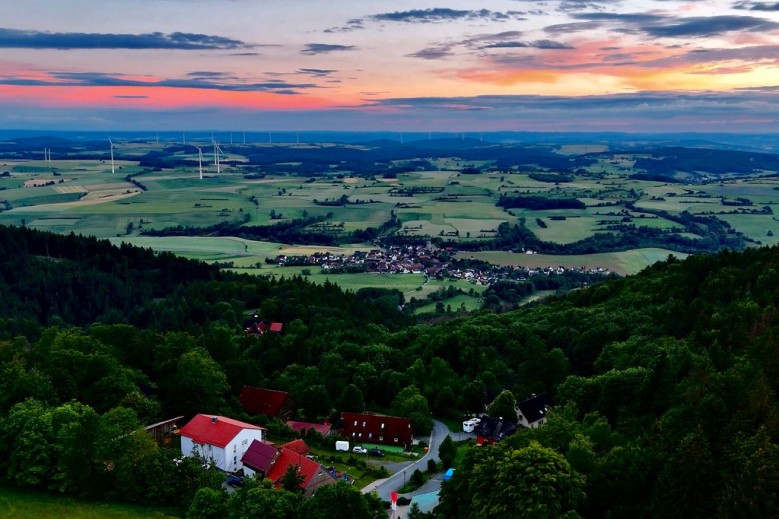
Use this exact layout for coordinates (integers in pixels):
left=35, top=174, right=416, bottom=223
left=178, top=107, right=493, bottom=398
left=427, top=459, right=438, bottom=474
left=411, top=469, right=424, bottom=487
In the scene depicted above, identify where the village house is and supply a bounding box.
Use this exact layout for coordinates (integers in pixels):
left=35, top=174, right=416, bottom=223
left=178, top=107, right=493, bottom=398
left=241, top=439, right=279, bottom=478
left=516, top=393, right=550, bottom=428
left=266, top=446, right=337, bottom=497
left=473, top=415, right=517, bottom=446
left=340, top=412, right=413, bottom=449
left=287, top=420, right=332, bottom=438
left=179, top=414, right=264, bottom=473
left=239, top=386, right=295, bottom=420
left=241, top=439, right=336, bottom=497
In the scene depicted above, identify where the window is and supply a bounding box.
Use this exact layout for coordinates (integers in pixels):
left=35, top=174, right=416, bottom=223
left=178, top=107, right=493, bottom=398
left=362, top=421, right=366, bottom=427
left=368, top=433, right=372, bottom=439
left=242, top=439, right=248, bottom=446
left=381, top=423, right=385, bottom=429
left=379, top=436, right=383, bottom=441
left=354, top=420, right=357, bottom=426
left=233, top=445, right=237, bottom=452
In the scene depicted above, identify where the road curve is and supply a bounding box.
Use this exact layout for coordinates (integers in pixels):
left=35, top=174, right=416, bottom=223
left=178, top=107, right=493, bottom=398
left=363, top=419, right=450, bottom=501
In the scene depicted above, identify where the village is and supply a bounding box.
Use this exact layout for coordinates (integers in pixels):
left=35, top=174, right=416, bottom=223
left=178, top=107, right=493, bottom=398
left=272, top=244, right=612, bottom=286
left=158, top=385, right=551, bottom=515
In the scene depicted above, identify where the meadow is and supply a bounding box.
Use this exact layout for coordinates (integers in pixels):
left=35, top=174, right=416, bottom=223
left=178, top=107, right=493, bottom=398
left=0, top=484, right=177, bottom=519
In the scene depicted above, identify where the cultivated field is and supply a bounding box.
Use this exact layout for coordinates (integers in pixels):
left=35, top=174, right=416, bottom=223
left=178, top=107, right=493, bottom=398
left=4, top=139, right=777, bottom=303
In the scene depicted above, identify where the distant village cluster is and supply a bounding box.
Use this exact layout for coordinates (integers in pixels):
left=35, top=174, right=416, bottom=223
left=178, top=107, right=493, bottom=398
left=273, top=245, right=611, bottom=285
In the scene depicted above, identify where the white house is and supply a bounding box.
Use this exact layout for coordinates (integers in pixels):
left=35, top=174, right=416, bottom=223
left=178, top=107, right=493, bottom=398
left=179, top=414, right=264, bottom=473
left=516, top=393, right=549, bottom=428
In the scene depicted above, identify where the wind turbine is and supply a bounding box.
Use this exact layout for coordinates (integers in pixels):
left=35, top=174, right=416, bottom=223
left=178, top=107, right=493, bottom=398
left=193, top=145, right=204, bottom=180
left=212, top=140, right=222, bottom=174
left=109, top=139, right=115, bottom=174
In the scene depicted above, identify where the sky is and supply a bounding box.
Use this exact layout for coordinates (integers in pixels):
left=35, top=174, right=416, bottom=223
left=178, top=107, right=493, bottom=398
left=1, top=0, right=779, bottom=133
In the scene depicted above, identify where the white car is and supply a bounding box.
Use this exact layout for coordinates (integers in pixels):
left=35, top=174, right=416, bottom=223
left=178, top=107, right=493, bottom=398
left=352, top=446, right=368, bottom=454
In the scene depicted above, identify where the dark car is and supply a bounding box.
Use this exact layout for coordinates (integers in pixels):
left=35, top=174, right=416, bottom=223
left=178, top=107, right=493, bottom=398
left=227, top=475, right=244, bottom=487
left=368, top=448, right=385, bottom=457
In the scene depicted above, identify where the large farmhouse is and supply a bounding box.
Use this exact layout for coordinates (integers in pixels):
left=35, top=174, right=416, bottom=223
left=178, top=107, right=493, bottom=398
left=340, top=412, right=413, bottom=449
left=179, top=414, right=264, bottom=473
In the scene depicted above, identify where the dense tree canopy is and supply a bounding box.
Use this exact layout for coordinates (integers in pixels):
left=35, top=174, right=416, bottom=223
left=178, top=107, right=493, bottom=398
left=2, top=227, right=779, bottom=517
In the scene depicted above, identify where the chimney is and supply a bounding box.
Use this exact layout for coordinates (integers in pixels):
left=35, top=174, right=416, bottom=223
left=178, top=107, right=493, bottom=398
left=211, top=416, right=218, bottom=424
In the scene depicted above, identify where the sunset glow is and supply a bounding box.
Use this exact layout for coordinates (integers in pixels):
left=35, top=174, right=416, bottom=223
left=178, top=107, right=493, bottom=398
left=1, top=0, right=778, bottom=132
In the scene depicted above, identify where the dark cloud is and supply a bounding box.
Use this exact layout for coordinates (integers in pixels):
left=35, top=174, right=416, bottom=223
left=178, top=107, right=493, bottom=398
left=298, top=68, right=338, bottom=77
left=325, top=18, right=365, bottom=33
left=573, top=13, right=779, bottom=38
left=733, top=1, right=779, bottom=10
left=371, top=8, right=522, bottom=23
left=407, top=45, right=456, bottom=60
left=187, top=71, right=232, bottom=78
left=544, top=21, right=603, bottom=34
left=0, top=71, right=318, bottom=94
left=113, top=95, right=148, bottom=99
left=645, top=15, right=779, bottom=37
left=510, top=0, right=612, bottom=12
left=301, top=43, right=357, bottom=55
left=481, top=39, right=572, bottom=49
left=0, top=27, right=250, bottom=50
left=573, top=12, right=666, bottom=24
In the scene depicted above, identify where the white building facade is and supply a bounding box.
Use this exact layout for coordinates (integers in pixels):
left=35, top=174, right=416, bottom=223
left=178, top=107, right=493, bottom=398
left=179, top=415, right=264, bottom=473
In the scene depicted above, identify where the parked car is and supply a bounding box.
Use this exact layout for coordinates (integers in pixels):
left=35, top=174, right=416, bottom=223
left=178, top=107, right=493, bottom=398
left=368, top=448, right=385, bottom=457
left=352, top=446, right=368, bottom=454
left=227, top=475, right=244, bottom=487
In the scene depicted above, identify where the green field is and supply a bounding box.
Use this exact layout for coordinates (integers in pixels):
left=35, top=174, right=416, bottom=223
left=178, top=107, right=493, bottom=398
left=462, top=248, right=687, bottom=276
left=0, top=484, right=177, bottom=519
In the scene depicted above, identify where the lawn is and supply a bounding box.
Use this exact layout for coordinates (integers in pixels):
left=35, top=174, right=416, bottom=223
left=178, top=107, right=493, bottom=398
left=0, top=484, right=178, bottom=519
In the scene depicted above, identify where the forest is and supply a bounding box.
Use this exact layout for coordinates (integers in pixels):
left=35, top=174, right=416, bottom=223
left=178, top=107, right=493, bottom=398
left=1, top=225, right=778, bottom=517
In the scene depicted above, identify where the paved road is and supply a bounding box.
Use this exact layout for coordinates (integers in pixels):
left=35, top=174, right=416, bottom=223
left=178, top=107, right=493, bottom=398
left=363, top=419, right=451, bottom=501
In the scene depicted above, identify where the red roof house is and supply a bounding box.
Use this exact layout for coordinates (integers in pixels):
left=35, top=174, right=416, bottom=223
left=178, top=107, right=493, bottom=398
left=269, top=322, right=284, bottom=333
left=266, top=447, right=336, bottom=497
left=287, top=420, right=332, bottom=437
left=241, top=439, right=280, bottom=477
left=340, top=412, right=413, bottom=449
left=280, top=439, right=311, bottom=456
left=239, top=386, right=295, bottom=420
left=179, top=415, right=264, bottom=473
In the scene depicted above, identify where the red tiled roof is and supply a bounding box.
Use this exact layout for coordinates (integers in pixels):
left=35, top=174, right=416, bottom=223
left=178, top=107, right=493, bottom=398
left=241, top=439, right=278, bottom=473
left=239, top=386, right=293, bottom=417
left=179, top=415, right=263, bottom=448
left=269, top=322, right=283, bottom=332
left=266, top=448, right=322, bottom=490
left=280, top=439, right=310, bottom=455
left=287, top=420, right=332, bottom=437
